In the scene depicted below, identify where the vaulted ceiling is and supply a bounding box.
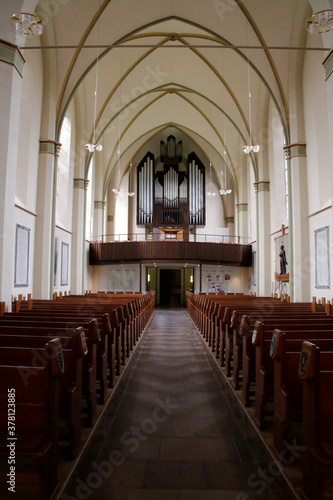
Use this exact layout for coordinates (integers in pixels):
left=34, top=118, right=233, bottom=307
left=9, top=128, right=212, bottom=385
left=2, top=0, right=332, bottom=200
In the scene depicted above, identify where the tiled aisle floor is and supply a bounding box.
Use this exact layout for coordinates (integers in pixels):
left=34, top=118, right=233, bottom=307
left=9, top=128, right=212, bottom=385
left=61, top=309, right=298, bottom=500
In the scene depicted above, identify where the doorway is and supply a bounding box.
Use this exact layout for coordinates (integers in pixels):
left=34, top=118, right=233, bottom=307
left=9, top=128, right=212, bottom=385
left=159, top=269, right=181, bottom=307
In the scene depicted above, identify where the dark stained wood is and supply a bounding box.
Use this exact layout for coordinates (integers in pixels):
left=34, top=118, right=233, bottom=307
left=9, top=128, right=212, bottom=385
left=89, top=241, right=252, bottom=266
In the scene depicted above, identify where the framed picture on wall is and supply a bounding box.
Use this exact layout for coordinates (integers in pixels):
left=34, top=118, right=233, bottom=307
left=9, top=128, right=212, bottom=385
left=315, top=226, right=330, bottom=289
left=54, top=237, right=59, bottom=286
left=14, top=224, right=30, bottom=287
left=61, top=242, right=69, bottom=286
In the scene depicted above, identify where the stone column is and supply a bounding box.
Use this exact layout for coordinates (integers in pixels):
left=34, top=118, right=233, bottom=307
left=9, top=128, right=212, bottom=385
left=284, top=144, right=309, bottom=302
left=93, top=201, right=106, bottom=240
left=71, top=178, right=89, bottom=293
left=235, top=203, right=248, bottom=244
left=224, top=216, right=235, bottom=241
left=34, top=140, right=60, bottom=299
left=322, top=50, right=333, bottom=262
left=0, top=41, right=25, bottom=308
left=254, top=181, right=271, bottom=297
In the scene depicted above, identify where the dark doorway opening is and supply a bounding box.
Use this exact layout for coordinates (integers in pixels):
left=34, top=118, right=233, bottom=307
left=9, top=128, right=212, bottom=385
left=159, top=269, right=181, bottom=307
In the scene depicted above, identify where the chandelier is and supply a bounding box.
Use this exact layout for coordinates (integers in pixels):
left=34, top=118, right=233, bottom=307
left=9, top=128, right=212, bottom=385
left=86, top=33, right=102, bottom=152
left=306, top=10, right=333, bottom=34
left=10, top=13, right=44, bottom=36
left=242, top=53, right=260, bottom=154
left=219, top=163, right=232, bottom=196
left=242, top=144, right=260, bottom=154
left=86, top=86, right=103, bottom=153
left=86, top=142, right=103, bottom=153
left=127, top=162, right=135, bottom=197
left=207, top=163, right=216, bottom=197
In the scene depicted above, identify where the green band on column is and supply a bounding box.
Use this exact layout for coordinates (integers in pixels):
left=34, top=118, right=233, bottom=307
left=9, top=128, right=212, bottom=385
left=94, top=201, right=106, bottom=210
left=284, top=144, right=306, bottom=159
left=236, top=203, right=248, bottom=212
left=74, top=179, right=89, bottom=190
left=254, top=181, right=270, bottom=193
left=0, top=40, right=25, bottom=77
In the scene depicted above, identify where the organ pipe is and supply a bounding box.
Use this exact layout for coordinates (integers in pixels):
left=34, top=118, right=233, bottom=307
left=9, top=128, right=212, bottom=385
left=138, top=154, right=154, bottom=225
left=188, top=158, right=204, bottom=225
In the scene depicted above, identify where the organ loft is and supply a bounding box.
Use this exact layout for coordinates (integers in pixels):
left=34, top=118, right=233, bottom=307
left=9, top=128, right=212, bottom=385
left=137, top=135, right=205, bottom=240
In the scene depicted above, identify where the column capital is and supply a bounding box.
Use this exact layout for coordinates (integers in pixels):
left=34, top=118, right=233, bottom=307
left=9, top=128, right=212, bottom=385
left=323, top=49, right=333, bottom=81
left=74, top=178, right=89, bottom=190
left=94, top=201, right=106, bottom=210
left=224, top=216, right=234, bottom=224
left=0, top=39, right=25, bottom=77
left=236, top=203, right=248, bottom=212
left=107, top=215, right=114, bottom=222
left=254, top=181, right=270, bottom=193
left=39, top=140, right=62, bottom=156
left=283, top=143, right=306, bottom=159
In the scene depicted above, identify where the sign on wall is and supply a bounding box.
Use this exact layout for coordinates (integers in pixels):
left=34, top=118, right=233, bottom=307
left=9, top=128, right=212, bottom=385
left=14, top=224, right=30, bottom=287
left=61, top=242, right=69, bottom=286
left=315, top=226, right=330, bottom=289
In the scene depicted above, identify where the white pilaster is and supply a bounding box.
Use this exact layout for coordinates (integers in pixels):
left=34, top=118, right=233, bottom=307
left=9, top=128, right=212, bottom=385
left=0, top=41, right=25, bottom=308
left=255, top=182, right=271, bottom=296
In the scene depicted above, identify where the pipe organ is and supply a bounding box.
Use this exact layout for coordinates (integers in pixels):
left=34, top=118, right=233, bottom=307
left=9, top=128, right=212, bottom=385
left=188, top=153, right=205, bottom=225
left=164, top=167, right=179, bottom=208
left=137, top=137, right=205, bottom=228
left=137, top=152, right=154, bottom=224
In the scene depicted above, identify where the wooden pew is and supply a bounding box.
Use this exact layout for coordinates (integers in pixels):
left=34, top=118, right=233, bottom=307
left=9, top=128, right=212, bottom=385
left=299, top=341, right=333, bottom=500
left=253, top=323, right=333, bottom=429
left=240, top=316, right=333, bottom=409
left=0, top=339, right=63, bottom=499
left=227, top=306, right=332, bottom=386
left=270, top=330, right=333, bottom=454
left=0, top=316, right=100, bottom=427
left=0, top=327, right=86, bottom=458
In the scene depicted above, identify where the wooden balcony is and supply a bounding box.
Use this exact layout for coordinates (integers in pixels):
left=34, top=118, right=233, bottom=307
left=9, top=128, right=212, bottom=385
left=89, top=241, right=252, bottom=266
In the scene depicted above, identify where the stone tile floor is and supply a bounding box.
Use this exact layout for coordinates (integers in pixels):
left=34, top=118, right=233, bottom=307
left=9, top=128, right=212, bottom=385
left=61, top=309, right=298, bottom=500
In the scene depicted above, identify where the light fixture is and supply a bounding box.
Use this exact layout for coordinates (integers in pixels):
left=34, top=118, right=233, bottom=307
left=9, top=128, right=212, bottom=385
left=10, top=13, right=44, bottom=36
left=112, top=188, right=123, bottom=195
left=242, top=51, right=260, bottom=154
left=86, top=26, right=102, bottom=153
left=127, top=162, right=135, bottom=197
left=190, top=275, right=193, bottom=283
left=219, top=188, right=232, bottom=195
left=306, top=10, right=333, bottom=34
left=220, top=104, right=232, bottom=195
left=207, top=163, right=216, bottom=197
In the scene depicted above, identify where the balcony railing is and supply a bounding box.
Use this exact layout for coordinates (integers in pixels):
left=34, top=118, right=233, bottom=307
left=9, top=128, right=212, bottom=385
left=90, top=232, right=253, bottom=245
left=89, top=239, right=253, bottom=266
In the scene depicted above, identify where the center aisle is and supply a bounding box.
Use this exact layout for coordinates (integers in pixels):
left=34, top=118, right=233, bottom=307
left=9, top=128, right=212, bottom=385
left=61, top=309, right=297, bottom=500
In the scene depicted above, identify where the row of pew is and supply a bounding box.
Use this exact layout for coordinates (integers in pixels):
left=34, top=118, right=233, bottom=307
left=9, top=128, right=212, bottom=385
left=0, top=291, right=155, bottom=500
left=187, top=291, right=333, bottom=500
